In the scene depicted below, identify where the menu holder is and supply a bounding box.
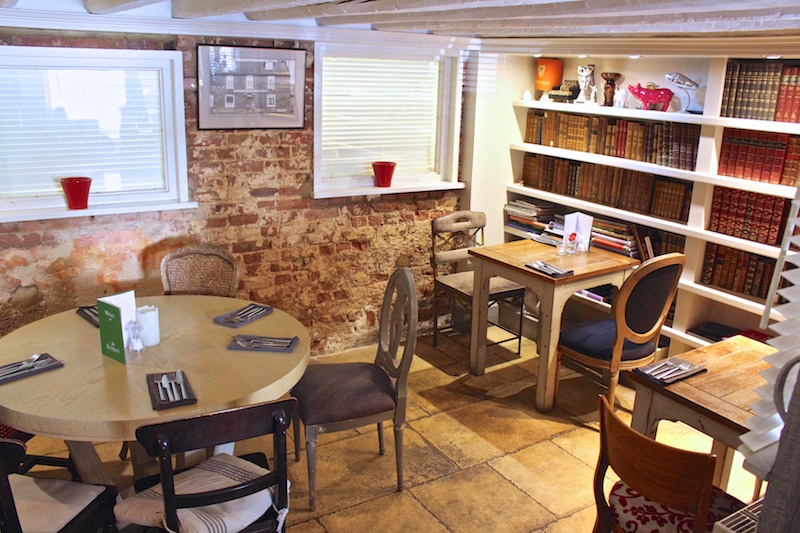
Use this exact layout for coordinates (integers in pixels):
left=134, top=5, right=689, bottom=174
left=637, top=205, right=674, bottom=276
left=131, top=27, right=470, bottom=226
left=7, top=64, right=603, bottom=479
left=634, top=357, right=707, bottom=385
left=0, top=353, right=63, bottom=385
left=76, top=305, right=100, bottom=327
left=146, top=372, right=197, bottom=410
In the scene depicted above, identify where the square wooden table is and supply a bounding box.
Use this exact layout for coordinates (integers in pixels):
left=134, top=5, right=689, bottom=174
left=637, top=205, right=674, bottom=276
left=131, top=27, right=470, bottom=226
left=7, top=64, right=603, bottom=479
left=630, top=335, right=776, bottom=487
left=468, top=239, right=639, bottom=412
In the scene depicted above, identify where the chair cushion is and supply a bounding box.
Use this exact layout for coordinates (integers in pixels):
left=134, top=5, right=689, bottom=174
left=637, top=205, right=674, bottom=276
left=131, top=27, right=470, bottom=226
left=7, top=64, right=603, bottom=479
left=114, top=453, right=277, bottom=533
left=609, top=479, right=745, bottom=532
left=559, top=319, right=655, bottom=361
left=10, top=473, right=106, bottom=533
left=292, top=363, right=396, bottom=426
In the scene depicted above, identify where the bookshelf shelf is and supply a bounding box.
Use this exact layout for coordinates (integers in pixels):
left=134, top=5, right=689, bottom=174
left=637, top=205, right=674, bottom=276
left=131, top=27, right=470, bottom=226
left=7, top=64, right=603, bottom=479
left=504, top=55, right=799, bottom=355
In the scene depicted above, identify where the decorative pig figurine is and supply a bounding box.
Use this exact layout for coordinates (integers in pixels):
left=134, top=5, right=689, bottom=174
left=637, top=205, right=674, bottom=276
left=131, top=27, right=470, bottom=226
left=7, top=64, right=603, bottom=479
left=627, top=83, right=674, bottom=112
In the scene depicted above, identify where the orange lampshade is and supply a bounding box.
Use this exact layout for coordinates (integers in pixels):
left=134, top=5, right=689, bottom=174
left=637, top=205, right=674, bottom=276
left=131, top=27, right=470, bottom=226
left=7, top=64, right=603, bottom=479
left=536, top=58, right=563, bottom=91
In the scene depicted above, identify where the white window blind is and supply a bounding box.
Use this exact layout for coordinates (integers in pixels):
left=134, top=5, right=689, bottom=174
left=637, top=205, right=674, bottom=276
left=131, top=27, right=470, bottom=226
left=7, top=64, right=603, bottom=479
left=0, top=46, right=191, bottom=222
left=320, top=56, right=442, bottom=184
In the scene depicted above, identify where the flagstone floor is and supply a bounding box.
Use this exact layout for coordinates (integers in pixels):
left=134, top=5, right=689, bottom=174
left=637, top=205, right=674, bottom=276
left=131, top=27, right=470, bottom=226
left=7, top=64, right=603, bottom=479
left=26, top=329, right=762, bottom=532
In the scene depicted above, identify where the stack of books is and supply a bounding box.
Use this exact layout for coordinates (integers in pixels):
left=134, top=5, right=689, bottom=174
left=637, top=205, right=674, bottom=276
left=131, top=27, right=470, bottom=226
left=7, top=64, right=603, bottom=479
left=550, top=214, right=640, bottom=258
left=700, top=242, right=776, bottom=300
left=504, top=199, right=562, bottom=234
left=721, top=60, right=800, bottom=122
left=717, top=129, right=797, bottom=184
left=708, top=186, right=788, bottom=245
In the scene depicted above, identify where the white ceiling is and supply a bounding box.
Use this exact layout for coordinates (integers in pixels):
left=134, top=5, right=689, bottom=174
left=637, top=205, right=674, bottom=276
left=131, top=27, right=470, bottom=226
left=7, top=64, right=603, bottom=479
left=3, top=0, right=800, bottom=40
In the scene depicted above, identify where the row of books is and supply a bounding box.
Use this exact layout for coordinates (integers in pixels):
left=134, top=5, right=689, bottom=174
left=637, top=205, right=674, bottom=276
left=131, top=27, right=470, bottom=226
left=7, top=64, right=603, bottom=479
left=721, top=61, right=800, bottom=122
left=521, top=153, right=691, bottom=222
left=708, top=186, right=788, bottom=246
left=525, top=110, right=701, bottom=170
left=718, top=129, right=799, bottom=185
left=700, top=242, right=775, bottom=300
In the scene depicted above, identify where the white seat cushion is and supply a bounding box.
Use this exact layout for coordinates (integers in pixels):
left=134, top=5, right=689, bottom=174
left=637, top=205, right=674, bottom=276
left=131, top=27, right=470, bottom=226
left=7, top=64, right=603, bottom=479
left=114, top=453, right=280, bottom=533
left=9, top=474, right=106, bottom=533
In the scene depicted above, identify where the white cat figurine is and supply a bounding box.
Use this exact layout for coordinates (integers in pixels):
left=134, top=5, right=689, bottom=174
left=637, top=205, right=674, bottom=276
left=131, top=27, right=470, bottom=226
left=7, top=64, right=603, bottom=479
left=613, top=86, right=629, bottom=108
left=576, top=65, right=595, bottom=103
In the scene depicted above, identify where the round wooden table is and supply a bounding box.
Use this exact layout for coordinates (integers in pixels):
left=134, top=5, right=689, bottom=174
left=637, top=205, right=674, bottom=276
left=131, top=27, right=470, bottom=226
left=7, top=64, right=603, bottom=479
left=0, top=295, right=309, bottom=485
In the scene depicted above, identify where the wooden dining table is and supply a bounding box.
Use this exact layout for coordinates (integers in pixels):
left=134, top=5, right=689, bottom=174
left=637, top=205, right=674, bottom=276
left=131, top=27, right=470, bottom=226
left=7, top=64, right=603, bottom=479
left=468, top=239, right=639, bottom=412
left=630, top=335, right=776, bottom=488
left=0, top=295, right=310, bottom=487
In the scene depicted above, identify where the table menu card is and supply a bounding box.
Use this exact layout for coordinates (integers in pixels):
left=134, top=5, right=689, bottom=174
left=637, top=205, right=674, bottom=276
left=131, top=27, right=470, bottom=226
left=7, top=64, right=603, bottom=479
left=97, top=290, right=136, bottom=364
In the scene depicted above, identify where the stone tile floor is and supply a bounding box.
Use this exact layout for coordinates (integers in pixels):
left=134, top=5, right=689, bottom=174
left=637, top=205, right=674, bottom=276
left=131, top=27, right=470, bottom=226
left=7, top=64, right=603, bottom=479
left=25, top=329, right=763, bottom=532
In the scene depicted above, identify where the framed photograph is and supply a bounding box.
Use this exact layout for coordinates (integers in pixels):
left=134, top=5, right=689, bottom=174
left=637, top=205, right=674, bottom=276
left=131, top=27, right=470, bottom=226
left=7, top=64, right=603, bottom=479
left=197, top=45, right=306, bottom=130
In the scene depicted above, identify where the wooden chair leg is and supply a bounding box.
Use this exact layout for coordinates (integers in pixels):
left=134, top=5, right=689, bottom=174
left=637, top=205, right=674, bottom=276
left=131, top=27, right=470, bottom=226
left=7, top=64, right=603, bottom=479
left=293, top=411, right=302, bottom=461
left=433, top=295, right=440, bottom=347
left=377, top=421, right=385, bottom=455
left=606, top=371, right=619, bottom=408
left=305, top=425, right=319, bottom=511
left=394, top=422, right=404, bottom=492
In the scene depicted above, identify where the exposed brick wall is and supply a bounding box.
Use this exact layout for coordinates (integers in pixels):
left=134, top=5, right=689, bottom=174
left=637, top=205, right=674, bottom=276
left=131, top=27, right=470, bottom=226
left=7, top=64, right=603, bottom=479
left=0, top=28, right=460, bottom=354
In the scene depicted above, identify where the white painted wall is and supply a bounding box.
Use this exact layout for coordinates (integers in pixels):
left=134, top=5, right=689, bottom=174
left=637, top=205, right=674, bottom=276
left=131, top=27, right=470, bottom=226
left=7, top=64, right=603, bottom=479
left=460, top=52, right=535, bottom=245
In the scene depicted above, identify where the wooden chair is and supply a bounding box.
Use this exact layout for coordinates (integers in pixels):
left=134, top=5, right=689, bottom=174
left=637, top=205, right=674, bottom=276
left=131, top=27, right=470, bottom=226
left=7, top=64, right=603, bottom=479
left=431, top=210, right=525, bottom=354
left=0, top=438, right=117, bottom=533
left=556, top=252, right=685, bottom=407
left=594, top=395, right=744, bottom=532
left=0, top=422, right=78, bottom=480
left=114, top=399, right=296, bottom=533
left=291, top=267, right=418, bottom=510
left=161, top=243, right=241, bottom=297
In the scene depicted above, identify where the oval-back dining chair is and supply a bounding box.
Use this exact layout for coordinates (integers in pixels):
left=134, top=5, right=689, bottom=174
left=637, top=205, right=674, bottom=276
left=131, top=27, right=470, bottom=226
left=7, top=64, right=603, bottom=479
left=291, top=267, right=418, bottom=510
left=556, top=252, right=686, bottom=407
left=161, top=243, right=241, bottom=297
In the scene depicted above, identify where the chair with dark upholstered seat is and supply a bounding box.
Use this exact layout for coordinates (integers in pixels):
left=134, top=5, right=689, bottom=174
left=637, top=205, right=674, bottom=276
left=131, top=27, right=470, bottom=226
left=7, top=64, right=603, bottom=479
left=291, top=267, right=418, bottom=510
left=0, top=438, right=118, bottom=533
left=161, top=243, right=241, bottom=297
left=594, top=395, right=744, bottom=532
left=114, top=399, right=296, bottom=533
left=0, top=422, right=78, bottom=480
left=556, top=252, right=685, bottom=407
left=432, top=210, right=526, bottom=354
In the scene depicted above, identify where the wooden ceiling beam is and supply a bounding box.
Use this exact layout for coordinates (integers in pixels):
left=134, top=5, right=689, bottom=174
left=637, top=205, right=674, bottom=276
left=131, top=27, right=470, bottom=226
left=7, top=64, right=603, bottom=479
left=316, top=0, right=796, bottom=26
left=83, top=0, right=162, bottom=14
left=172, top=0, right=336, bottom=19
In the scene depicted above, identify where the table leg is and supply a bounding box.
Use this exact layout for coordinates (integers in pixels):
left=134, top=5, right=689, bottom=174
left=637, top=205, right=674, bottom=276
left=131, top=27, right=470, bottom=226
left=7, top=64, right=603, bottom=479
left=65, top=441, right=116, bottom=487
left=631, top=387, right=659, bottom=438
left=469, top=260, right=490, bottom=376
left=711, top=439, right=735, bottom=490
left=535, top=287, right=569, bottom=412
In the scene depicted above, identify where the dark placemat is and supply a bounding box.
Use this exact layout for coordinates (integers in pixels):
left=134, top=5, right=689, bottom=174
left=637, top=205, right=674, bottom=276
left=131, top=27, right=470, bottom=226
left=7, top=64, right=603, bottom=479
left=228, top=335, right=299, bottom=353
left=76, top=305, right=99, bottom=327
left=0, top=353, right=63, bottom=385
left=146, top=371, right=197, bottom=410
left=213, top=304, right=273, bottom=328
left=633, top=357, right=707, bottom=385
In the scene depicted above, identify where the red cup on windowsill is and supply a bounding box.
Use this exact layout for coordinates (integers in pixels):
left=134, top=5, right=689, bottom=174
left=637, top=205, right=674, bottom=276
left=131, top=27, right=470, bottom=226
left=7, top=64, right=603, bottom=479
left=60, top=177, right=92, bottom=209
left=372, top=161, right=396, bottom=188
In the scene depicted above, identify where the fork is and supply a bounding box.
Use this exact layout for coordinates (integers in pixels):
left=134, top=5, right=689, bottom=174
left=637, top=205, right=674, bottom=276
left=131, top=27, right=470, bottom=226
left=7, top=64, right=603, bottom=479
left=656, top=362, right=692, bottom=381
left=0, top=353, right=43, bottom=378
left=227, top=306, right=266, bottom=323
left=235, top=338, right=293, bottom=349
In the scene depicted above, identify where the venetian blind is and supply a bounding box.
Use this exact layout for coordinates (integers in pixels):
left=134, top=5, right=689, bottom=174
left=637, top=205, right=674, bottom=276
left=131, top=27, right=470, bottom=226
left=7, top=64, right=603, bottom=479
left=319, top=56, right=441, bottom=182
left=0, top=67, right=166, bottom=199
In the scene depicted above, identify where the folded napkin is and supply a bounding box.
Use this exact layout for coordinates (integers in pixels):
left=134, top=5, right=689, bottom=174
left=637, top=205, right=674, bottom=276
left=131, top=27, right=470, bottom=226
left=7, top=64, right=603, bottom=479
left=634, top=357, right=707, bottom=385
left=228, top=335, right=299, bottom=353
left=0, top=353, right=63, bottom=385
left=525, top=261, right=574, bottom=278
left=213, top=304, right=273, bottom=328
left=76, top=305, right=100, bottom=327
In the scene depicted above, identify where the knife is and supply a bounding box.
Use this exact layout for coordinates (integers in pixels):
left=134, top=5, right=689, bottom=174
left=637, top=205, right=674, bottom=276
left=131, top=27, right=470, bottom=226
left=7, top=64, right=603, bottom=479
left=176, top=369, right=187, bottom=399
left=161, top=373, right=175, bottom=402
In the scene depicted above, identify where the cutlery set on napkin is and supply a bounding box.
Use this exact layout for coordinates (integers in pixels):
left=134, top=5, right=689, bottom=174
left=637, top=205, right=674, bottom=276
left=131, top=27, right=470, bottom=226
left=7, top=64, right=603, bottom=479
left=0, top=353, right=63, bottom=385
left=76, top=305, right=100, bottom=327
left=147, top=370, right=197, bottom=410
left=525, top=260, right=574, bottom=278
left=228, top=334, right=299, bottom=353
left=213, top=303, right=273, bottom=327
left=634, top=357, right=706, bottom=384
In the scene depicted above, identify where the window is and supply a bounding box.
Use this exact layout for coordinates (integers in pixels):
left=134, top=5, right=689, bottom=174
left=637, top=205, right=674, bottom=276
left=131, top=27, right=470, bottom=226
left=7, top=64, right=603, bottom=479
left=313, top=43, right=464, bottom=198
left=0, top=46, right=192, bottom=222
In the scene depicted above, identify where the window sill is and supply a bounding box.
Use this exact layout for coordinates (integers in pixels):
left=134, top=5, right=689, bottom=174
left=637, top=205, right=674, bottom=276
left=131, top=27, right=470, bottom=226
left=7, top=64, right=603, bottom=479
left=313, top=181, right=464, bottom=199
left=0, top=200, right=199, bottom=224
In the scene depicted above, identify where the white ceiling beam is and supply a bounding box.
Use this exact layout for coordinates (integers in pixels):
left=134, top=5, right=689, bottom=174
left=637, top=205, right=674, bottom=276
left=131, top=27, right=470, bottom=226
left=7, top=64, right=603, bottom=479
left=83, top=0, right=162, bottom=14
left=412, top=12, right=800, bottom=38
left=0, top=0, right=18, bottom=7
left=316, top=0, right=794, bottom=26
left=172, top=0, right=336, bottom=19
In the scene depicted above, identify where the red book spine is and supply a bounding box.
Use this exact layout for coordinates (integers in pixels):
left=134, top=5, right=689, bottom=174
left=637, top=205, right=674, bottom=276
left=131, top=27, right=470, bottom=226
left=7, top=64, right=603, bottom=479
left=718, top=129, right=734, bottom=176
left=717, top=187, right=732, bottom=234
left=791, top=67, right=800, bottom=123
left=709, top=186, right=723, bottom=232
left=733, top=130, right=748, bottom=178
left=752, top=131, right=769, bottom=182
left=732, top=189, right=747, bottom=238
left=768, top=197, right=788, bottom=245
left=742, top=191, right=757, bottom=241
left=775, top=65, right=792, bottom=122
left=770, top=133, right=790, bottom=183
left=749, top=193, right=767, bottom=242
left=742, top=131, right=757, bottom=181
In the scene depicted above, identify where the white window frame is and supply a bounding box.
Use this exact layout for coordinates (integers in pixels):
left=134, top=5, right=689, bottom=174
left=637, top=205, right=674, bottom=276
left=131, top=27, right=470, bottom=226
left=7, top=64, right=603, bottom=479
left=0, top=45, right=194, bottom=223
left=313, top=42, right=465, bottom=199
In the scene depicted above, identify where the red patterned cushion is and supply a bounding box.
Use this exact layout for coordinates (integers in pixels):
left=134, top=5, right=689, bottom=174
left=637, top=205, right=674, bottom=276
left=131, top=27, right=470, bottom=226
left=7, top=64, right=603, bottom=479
left=609, top=479, right=745, bottom=532
left=0, top=423, right=33, bottom=441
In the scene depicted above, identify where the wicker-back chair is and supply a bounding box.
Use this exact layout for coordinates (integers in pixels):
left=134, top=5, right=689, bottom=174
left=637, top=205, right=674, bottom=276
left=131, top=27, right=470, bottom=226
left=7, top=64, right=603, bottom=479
left=160, top=244, right=241, bottom=297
